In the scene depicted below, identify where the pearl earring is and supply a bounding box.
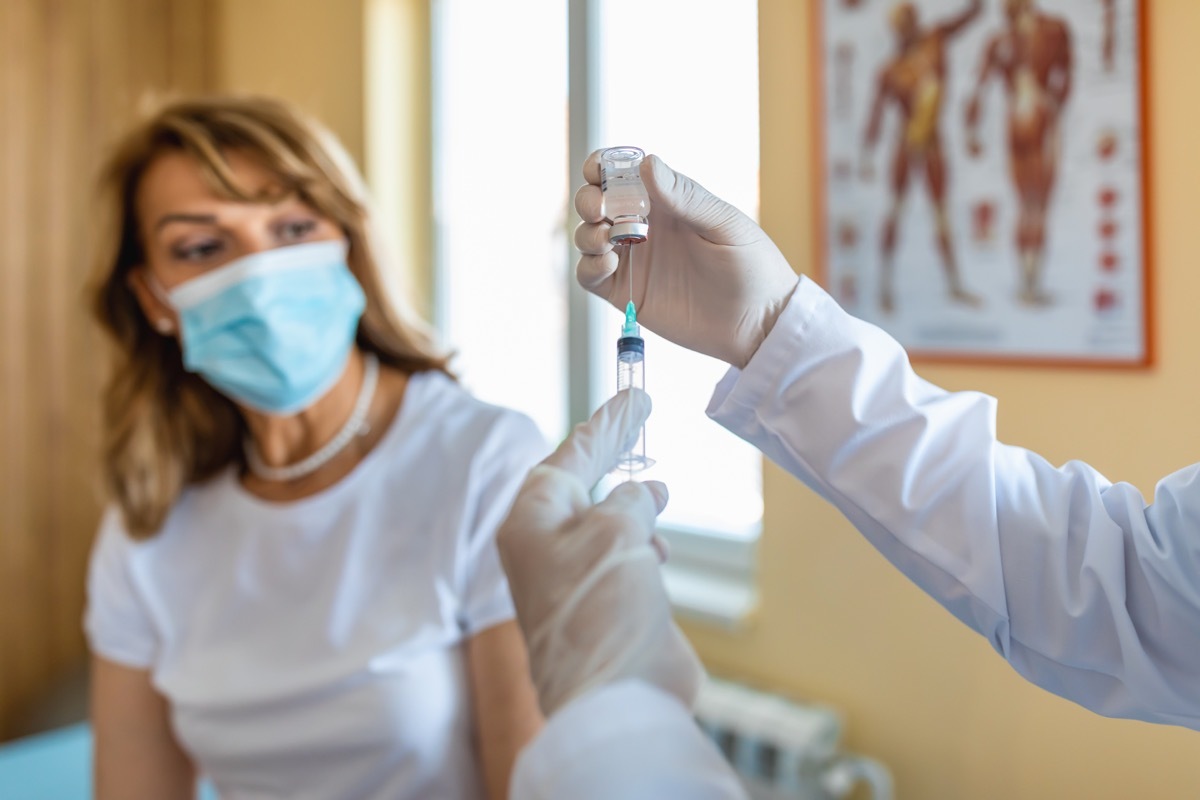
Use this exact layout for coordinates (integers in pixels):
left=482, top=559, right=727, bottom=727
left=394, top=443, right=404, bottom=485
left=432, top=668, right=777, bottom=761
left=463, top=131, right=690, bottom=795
left=154, top=318, right=174, bottom=334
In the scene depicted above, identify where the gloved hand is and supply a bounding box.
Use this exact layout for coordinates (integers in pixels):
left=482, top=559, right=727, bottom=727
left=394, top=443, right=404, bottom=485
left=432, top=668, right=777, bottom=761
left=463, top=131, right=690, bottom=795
left=497, top=389, right=703, bottom=716
left=574, top=152, right=800, bottom=369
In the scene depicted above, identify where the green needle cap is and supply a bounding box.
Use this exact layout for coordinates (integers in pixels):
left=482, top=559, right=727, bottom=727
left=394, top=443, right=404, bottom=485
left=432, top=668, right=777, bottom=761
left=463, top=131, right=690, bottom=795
left=622, top=301, right=640, bottom=338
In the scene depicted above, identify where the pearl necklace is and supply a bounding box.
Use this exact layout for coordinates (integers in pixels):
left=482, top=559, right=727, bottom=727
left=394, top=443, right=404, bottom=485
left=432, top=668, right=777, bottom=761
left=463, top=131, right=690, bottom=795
left=244, top=353, right=380, bottom=483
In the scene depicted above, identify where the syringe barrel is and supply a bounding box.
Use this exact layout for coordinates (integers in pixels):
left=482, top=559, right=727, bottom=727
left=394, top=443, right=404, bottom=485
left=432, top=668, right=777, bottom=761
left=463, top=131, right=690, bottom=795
left=616, top=336, right=651, bottom=472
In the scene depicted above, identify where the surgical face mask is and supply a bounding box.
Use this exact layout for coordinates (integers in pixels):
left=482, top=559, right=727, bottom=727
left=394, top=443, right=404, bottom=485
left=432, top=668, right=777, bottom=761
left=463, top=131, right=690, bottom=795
left=157, top=240, right=367, bottom=415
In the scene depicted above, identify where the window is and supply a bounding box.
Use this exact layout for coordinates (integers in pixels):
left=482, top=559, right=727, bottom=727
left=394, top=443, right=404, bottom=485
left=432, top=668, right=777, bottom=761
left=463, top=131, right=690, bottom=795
left=590, top=0, right=761, bottom=541
left=431, top=0, right=761, bottom=623
left=430, top=0, right=569, bottom=440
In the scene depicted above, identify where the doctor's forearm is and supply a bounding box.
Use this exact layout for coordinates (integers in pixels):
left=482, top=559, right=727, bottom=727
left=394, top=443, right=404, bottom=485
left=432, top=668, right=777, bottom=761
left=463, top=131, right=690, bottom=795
left=709, top=278, right=1200, bottom=727
left=511, top=681, right=746, bottom=800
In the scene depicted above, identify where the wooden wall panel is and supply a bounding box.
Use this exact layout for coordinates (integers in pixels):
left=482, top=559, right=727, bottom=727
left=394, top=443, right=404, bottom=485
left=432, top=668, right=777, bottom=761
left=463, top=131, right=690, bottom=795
left=0, top=0, right=212, bottom=742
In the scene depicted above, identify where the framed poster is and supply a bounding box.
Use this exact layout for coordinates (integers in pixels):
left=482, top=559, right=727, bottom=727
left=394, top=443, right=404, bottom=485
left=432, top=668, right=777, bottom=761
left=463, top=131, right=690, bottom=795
left=816, top=0, right=1151, bottom=366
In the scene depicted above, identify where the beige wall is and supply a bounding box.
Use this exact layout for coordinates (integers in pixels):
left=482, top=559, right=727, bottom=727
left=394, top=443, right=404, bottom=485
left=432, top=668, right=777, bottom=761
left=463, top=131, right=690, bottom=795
left=213, top=0, right=366, bottom=165
left=681, top=1, right=1200, bottom=797
left=0, top=0, right=212, bottom=741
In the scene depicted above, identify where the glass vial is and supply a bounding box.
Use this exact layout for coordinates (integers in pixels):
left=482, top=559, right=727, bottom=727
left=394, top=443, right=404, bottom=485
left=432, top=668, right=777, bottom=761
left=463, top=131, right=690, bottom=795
left=600, top=146, right=651, bottom=244
left=616, top=335, right=654, bottom=473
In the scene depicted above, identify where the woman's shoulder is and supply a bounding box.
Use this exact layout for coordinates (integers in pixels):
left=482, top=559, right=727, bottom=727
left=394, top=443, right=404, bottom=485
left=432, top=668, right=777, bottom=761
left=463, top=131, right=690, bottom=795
left=401, top=370, right=546, bottom=454
left=92, top=471, right=240, bottom=554
left=91, top=505, right=138, bottom=557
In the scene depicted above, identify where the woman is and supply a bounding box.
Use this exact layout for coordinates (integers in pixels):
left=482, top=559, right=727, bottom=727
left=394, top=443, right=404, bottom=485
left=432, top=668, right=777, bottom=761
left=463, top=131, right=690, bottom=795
left=85, top=96, right=544, bottom=800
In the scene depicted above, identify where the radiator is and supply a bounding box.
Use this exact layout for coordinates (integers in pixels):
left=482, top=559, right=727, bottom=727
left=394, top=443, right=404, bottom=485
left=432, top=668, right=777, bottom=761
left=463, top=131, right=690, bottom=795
left=694, top=677, right=893, bottom=800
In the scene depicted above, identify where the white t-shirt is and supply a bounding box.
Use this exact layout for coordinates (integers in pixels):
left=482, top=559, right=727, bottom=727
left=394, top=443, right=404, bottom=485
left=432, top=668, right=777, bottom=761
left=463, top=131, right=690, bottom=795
left=85, top=371, right=547, bottom=800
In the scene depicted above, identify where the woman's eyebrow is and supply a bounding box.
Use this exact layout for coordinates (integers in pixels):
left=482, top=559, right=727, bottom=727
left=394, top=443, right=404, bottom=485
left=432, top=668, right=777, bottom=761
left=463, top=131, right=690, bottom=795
left=155, top=213, right=218, bottom=231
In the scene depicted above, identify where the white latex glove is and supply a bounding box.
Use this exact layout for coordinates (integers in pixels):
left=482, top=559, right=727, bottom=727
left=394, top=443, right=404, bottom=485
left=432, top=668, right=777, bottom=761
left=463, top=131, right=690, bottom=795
left=574, top=152, right=800, bottom=369
left=497, top=389, right=703, bottom=717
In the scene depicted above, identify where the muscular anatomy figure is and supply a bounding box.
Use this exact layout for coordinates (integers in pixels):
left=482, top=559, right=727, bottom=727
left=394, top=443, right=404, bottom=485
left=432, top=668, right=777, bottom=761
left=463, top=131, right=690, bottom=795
left=966, top=0, right=1073, bottom=306
left=1102, top=0, right=1116, bottom=72
left=861, top=0, right=983, bottom=314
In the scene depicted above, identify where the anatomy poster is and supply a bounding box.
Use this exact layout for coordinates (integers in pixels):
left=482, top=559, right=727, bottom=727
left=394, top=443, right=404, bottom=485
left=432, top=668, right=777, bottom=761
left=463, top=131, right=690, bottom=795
left=819, top=0, right=1149, bottom=365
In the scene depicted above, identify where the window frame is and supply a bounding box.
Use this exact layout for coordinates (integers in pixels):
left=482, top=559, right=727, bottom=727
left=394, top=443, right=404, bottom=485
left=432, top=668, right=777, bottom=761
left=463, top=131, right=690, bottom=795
left=566, top=0, right=759, bottom=626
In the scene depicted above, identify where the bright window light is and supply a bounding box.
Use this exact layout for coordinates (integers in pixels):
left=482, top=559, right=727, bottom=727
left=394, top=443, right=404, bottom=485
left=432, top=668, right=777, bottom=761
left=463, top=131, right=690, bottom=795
left=593, top=0, right=762, bottom=539
left=433, top=0, right=761, bottom=540
left=433, top=0, right=569, bottom=442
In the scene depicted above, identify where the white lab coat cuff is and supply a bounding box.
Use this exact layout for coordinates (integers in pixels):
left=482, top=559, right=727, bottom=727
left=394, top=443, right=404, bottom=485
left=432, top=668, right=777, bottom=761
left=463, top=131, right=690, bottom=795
left=511, top=680, right=745, bottom=800
left=707, top=276, right=828, bottom=430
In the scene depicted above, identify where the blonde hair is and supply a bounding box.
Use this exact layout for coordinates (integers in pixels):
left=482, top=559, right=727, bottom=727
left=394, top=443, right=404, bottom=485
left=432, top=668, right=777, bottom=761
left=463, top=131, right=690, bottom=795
left=91, top=95, right=450, bottom=539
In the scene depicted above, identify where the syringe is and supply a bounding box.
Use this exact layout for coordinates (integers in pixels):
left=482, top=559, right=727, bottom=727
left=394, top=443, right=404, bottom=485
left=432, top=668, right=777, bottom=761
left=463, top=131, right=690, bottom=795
left=601, top=146, right=654, bottom=476
left=616, top=293, right=653, bottom=475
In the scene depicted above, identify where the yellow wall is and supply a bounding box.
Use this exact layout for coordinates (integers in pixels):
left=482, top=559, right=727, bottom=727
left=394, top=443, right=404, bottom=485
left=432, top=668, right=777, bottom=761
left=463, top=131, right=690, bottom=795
left=213, top=0, right=366, bottom=164
left=681, top=1, right=1200, bottom=797
left=0, top=0, right=213, bottom=741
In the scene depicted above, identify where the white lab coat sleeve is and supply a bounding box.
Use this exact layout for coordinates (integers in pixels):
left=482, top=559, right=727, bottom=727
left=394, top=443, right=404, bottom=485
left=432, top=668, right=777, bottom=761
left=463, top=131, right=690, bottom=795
left=510, top=680, right=747, bottom=800
left=708, top=276, right=1200, bottom=729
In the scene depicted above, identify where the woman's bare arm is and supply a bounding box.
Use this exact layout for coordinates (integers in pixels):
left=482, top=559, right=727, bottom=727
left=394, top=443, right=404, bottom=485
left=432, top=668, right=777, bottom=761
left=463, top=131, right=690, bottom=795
left=466, top=621, right=544, bottom=800
left=91, top=654, right=196, bottom=800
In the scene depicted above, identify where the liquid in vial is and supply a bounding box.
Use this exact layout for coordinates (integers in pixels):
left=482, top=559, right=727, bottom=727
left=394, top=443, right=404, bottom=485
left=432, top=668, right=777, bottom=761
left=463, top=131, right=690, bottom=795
left=601, top=146, right=651, bottom=244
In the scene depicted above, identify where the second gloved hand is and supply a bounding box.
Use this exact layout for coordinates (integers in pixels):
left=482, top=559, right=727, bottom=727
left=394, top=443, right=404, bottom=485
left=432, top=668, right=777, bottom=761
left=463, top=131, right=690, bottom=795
left=574, top=152, right=800, bottom=369
left=496, top=390, right=703, bottom=717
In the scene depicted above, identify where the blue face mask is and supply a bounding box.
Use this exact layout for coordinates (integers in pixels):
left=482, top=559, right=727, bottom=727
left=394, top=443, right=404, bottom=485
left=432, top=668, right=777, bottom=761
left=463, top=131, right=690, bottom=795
left=163, top=240, right=367, bottom=415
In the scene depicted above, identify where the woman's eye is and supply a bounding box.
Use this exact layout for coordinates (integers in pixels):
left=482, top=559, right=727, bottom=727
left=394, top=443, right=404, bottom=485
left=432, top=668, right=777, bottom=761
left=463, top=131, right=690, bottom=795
left=172, top=240, right=224, bottom=262
left=278, top=218, right=317, bottom=241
